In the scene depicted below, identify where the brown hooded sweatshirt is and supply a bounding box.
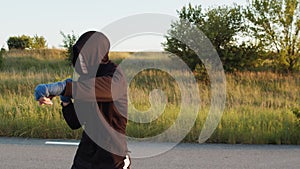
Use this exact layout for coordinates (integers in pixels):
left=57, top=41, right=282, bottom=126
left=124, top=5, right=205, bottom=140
left=61, top=31, right=129, bottom=169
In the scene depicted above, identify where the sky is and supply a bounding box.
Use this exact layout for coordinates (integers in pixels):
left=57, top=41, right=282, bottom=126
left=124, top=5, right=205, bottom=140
left=1, top=0, right=247, bottom=51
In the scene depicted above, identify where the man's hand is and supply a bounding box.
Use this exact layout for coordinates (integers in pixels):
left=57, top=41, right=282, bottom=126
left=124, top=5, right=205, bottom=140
left=38, top=96, right=54, bottom=105
left=34, top=79, right=72, bottom=104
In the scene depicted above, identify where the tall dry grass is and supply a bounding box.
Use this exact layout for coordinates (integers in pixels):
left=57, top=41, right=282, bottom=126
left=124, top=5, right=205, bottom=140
left=0, top=50, right=299, bottom=144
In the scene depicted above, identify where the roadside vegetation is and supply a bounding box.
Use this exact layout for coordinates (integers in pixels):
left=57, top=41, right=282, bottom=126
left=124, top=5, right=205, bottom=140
left=0, top=50, right=299, bottom=144
left=0, top=0, right=299, bottom=144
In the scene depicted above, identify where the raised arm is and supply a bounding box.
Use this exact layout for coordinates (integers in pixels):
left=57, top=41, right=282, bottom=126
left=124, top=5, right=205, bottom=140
left=63, top=69, right=126, bottom=102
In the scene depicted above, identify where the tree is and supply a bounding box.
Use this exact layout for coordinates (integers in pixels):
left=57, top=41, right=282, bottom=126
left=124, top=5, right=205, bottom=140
left=60, top=31, right=78, bottom=64
left=163, top=4, right=247, bottom=72
left=7, top=35, right=32, bottom=50
left=163, top=4, right=203, bottom=71
left=6, top=35, right=47, bottom=50
left=245, top=0, right=300, bottom=72
left=203, top=6, right=244, bottom=54
left=31, top=35, right=47, bottom=49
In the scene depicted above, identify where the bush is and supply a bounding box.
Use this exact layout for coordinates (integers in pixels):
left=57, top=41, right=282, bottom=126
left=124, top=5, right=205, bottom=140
left=60, top=31, right=78, bottom=65
left=31, top=35, right=47, bottom=49
left=7, top=35, right=47, bottom=50
left=7, top=35, right=32, bottom=50
left=220, top=43, right=261, bottom=72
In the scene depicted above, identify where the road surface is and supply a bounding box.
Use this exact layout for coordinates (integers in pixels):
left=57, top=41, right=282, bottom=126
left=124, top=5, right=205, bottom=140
left=0, top=137, right=299, bottom=169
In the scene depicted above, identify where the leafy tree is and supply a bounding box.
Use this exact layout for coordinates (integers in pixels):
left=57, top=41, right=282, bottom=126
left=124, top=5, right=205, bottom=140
left=203, top=6, right=244, bottom=54
left=60, top=31, right=78, bottom=64
left=245, top=0, right=300, bottom=72
left=7, top=35, right=32, bottom=50
left=7, top=35, right=47, bottom=50
left=31, top=35, right=47, bottom=49
left=163, top=4, right=206, bottom=71
left=163, top=4, right=248, bottom=72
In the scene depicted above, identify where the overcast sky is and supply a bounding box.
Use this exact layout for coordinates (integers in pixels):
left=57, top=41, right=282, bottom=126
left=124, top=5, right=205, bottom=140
left=1, top=0, right=247, bottom=51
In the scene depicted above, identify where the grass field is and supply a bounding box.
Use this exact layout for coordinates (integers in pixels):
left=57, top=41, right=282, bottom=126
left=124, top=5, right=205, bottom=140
left=0, top=49, right=299, bottom=144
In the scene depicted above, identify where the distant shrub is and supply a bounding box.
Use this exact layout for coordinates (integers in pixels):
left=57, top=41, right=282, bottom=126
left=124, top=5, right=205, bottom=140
left=7, top=35, right=47, bottom=50
left=60, top=31, right=78, bottom=65
left=7, top=35, right=32, bottom=50
left=31, top=35, right=47, bottom=49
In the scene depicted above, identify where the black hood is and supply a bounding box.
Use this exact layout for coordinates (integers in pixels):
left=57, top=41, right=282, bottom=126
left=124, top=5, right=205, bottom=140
left=72, top=31, right=110, bottom=75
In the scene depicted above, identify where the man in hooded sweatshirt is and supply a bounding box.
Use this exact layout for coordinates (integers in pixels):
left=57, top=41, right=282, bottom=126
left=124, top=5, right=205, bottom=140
left=34, top=31, right=130, bottom=169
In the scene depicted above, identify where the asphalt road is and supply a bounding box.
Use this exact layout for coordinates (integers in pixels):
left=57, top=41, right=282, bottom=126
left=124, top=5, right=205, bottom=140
left=0, top=137, right=300, bottom=169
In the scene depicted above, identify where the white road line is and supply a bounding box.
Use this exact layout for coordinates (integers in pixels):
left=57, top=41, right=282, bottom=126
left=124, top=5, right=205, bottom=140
left=45, top=141, right=79, bottom=146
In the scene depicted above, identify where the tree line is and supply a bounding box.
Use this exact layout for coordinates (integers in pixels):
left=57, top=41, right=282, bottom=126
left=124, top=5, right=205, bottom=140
left=163, top=0, right=300, bottom=73
left=6, top=35, right=47, bottom=50
left=3, top=0, right=299, bottom=73
left=3, top=32, right=77, bottom=65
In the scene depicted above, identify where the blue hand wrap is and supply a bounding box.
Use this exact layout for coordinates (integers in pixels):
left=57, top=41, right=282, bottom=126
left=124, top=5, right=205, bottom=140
left=34, top=78, right=72, bottom=101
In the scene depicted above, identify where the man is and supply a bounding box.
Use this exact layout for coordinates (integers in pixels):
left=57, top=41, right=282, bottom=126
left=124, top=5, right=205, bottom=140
left=35, top=31, right=130, bottom=169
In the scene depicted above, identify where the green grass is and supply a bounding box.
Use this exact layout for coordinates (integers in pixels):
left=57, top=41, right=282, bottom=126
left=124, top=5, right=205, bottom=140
left=0, top=49, right=299, bottom=144
left=0, top=50, right=78, bottom=139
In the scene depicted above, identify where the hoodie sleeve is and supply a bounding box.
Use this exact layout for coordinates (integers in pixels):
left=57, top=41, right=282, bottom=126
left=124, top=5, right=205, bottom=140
left=63, top=69, right=126, bottom=102
left=61, top=102, right=81, bottom=130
